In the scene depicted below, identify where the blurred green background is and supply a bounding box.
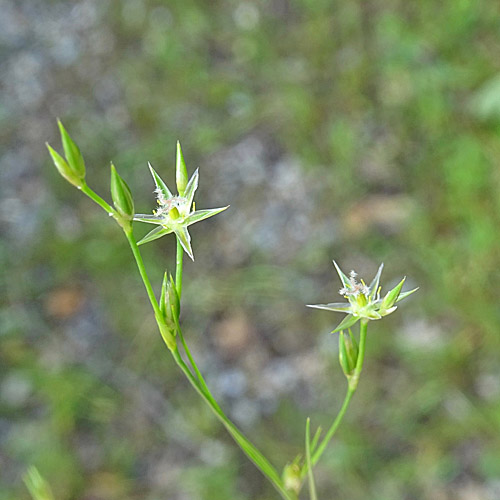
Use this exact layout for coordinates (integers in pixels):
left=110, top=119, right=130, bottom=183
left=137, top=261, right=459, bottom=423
left=1, top=1, right=500, bottom=499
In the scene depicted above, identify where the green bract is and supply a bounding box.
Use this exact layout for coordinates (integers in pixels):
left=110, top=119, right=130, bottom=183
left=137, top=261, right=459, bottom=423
left=134, top=153, right=229, bottom=260
left=307, top=261, right=418, bottom=333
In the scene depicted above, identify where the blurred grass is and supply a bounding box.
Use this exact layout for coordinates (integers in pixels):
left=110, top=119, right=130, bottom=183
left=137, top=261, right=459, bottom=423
left=1, top=0, right=500, bottom=499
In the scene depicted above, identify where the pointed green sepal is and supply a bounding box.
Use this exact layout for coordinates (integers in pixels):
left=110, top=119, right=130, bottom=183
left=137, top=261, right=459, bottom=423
left=306, top=302, right=353, bottom=313
left=184, top=206, right=229, bottom=226
left=57, top=120, right=86, bottom=179
left=148, top=162, right=173, bottom=200
left=133, top=214, right=163, bottom=225
left=331, top=314, right=360, bottom=334
left=176, top=141, right=188, bottom=196
left=137, top=226, right=173, bottom=245
left=396, top=287, right=419, bottom=303
left=174, top=226, right=194, bottom=260
left=184, top=168, right=199, bottom=207
left=333, top=260, right=351, bottom=289
left=368, top=263, right=384, bottom=299
left=46, top=143, right=84, bottom=188
left=110, top=163, right=134, bottom=221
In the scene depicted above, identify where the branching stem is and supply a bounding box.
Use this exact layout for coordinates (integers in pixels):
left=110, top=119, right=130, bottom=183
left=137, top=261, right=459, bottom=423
left=306, top=320, right=368, bottom=473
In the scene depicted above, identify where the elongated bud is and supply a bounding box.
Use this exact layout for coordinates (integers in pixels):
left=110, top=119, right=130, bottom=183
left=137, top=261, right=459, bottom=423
left=23, top=467, right=54, bottom=500
left=110, top=163, right=134, bottom=220
left=176, top=141, right=188, bottom=195
left=339, top=329, right=358, bottom=378
left=46, top=143, right=84, bottom=188
left=380, top=277, right=406, bottom=313
left=57, top=120, right=86, bottom=179
left=160, top=273, right=180, bottom=328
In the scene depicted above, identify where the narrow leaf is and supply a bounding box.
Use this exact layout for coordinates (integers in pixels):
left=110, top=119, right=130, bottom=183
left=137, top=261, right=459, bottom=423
left=23, top=467, right=54, bottom=500
left=310, top=426, right=322, bottom=454
left=331, top=314, right=360, bottom=334
left=305, top=418, right=318, bottom=500
left=148, top=162, right=173, bottom=199
left=138, top=226, right=173, bottom=245
left=185, top=206, right=229, bottom=226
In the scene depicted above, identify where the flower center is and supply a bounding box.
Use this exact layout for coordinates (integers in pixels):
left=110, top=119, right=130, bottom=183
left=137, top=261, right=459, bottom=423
left=339, top=270, right=370, bottom=298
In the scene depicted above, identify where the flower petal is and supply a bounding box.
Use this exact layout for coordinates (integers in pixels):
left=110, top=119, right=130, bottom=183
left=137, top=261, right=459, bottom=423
left=174, top=226, right=194, bottom=261
left=368, top=263, right=384, bottom=299
left=138, top=226, right=173, bottom=245
left=184, top=168, right=199, bottom=207
left=133, top=214, right=164, bottom=225
left=185, top=206, right=229, bottom=226
left=331, top=314, right=360, bottom=334
left=306, top=302, right=353, bottom=313
left=149, top=162, right=173, bottom=199
left=332, top=260, right=352, bottom=289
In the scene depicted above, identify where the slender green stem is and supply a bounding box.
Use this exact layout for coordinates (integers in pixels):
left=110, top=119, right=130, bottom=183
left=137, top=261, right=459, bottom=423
left=309, top=320, right=368, bottom=469
left=309, top=387, right=354, bottom=470
left=171, top=347, right=294, bottom=500
left=81, top=184, right=115, bottom=215
left=124, top=230, right=162, bottom=319
left=123, top=234, right=292, bottom=499
left=174, top=239, right=220, bottom=406
left=349, top=319, right=368, bottom=392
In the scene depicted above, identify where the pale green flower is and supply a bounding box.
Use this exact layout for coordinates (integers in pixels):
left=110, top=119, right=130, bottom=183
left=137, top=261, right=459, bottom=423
left=134, top=143, right=228, bottom=260
left=307, top=261, right=417, bottom=333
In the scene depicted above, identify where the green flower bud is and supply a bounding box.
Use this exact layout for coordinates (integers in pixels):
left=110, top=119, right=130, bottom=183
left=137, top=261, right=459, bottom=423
left=160, top=273, right=180, bottom=329
left=110, top=163, right=134, bottom=221
left=338, top=329, right=358, bottom=378
left=57, top=120, right=86, bottom=179
left=46, top=143, right=84, bottom=188
left=176, top=141, right=188, bottom=196
left=156, top=315, right=177, bottom=351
